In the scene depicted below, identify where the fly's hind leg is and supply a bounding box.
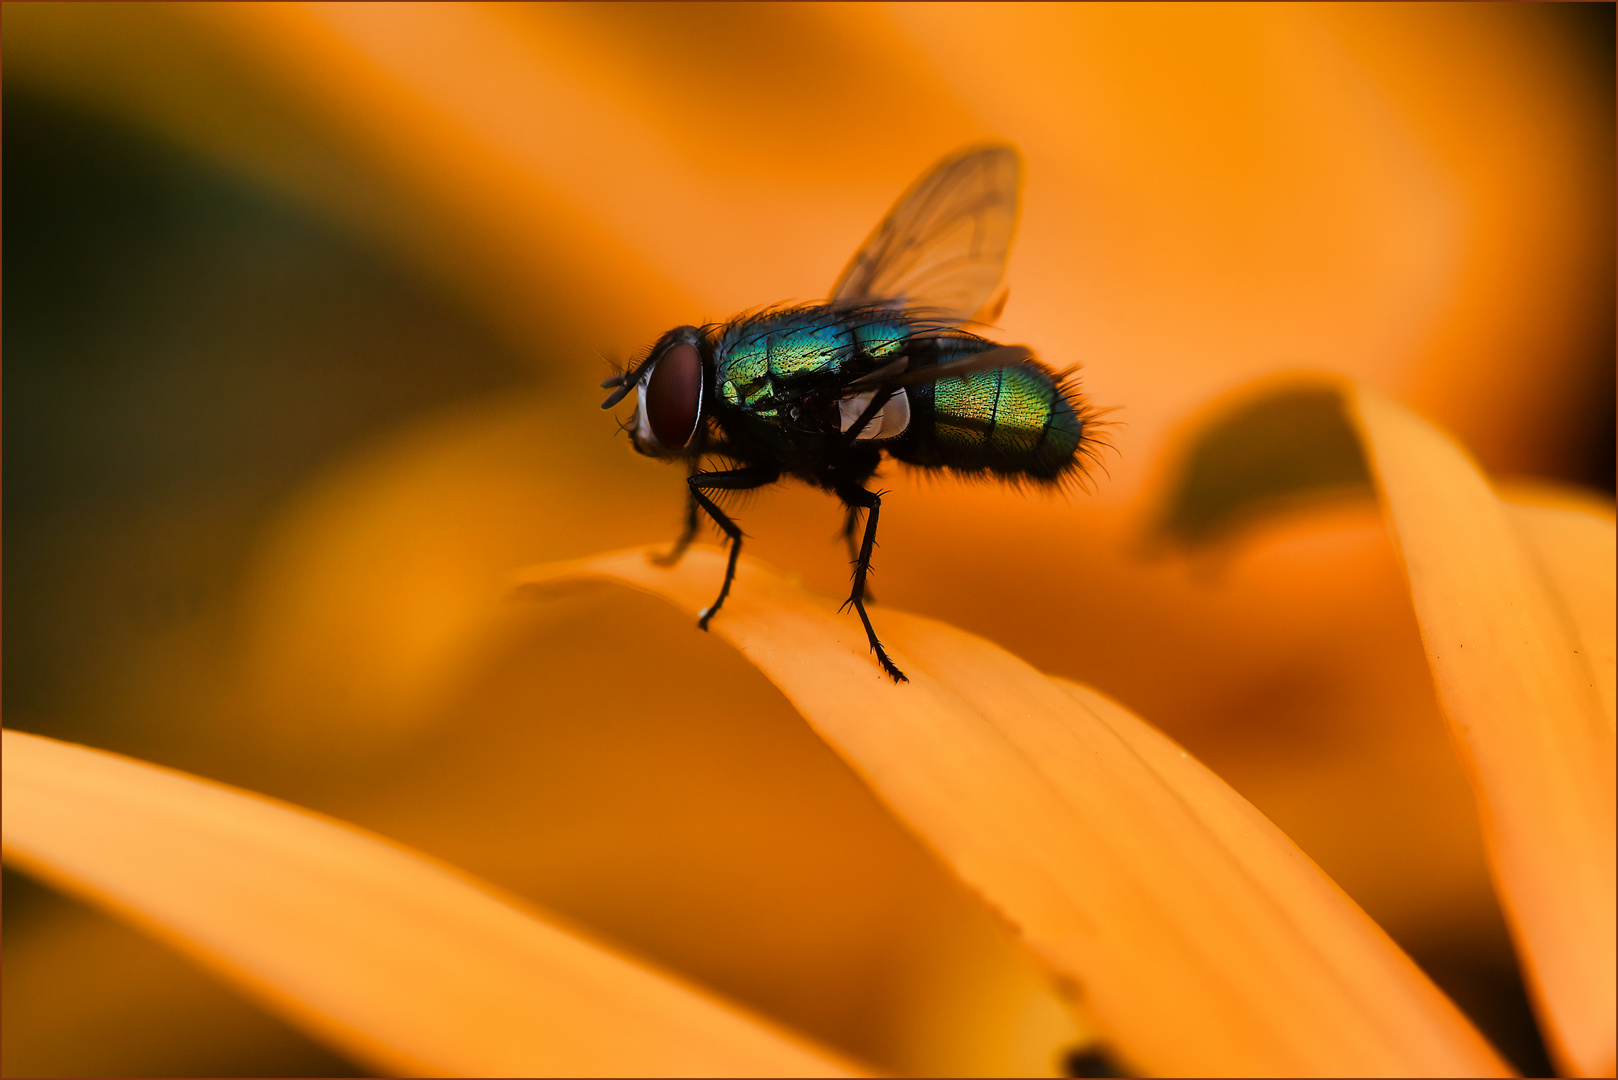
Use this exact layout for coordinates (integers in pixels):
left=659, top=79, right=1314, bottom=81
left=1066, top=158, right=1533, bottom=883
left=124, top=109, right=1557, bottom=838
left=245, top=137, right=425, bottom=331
left=686, top=465, right=779, bottom=629
left=836, top=484, right=907, bottom=683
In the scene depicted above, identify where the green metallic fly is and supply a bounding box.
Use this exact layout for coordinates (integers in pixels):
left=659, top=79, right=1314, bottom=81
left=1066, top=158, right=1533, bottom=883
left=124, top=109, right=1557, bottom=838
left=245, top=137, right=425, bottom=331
left=601, top=144, right=1102, bottom=682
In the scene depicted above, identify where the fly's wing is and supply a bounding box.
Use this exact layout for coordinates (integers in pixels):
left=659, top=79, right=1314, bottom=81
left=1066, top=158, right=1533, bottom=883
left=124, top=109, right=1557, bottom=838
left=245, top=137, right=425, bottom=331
left=845, top=344, right=1035, bottom=391
left=829, top=144, right=1021, bottom=325
left=832, top=344, right=1042, bottom=442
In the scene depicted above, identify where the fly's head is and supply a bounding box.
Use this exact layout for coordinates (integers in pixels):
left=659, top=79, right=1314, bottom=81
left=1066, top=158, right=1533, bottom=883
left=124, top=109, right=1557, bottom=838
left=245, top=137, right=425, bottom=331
left=600, top=326, right=708, bottom=460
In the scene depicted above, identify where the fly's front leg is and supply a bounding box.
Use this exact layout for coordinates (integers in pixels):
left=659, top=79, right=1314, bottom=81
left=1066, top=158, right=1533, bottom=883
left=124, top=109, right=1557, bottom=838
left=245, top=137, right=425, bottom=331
left=836, top=484, right=907, bottom=683
left=687, top=465, right=778, bottom=629
left=650, top=483, right=701, bottom=567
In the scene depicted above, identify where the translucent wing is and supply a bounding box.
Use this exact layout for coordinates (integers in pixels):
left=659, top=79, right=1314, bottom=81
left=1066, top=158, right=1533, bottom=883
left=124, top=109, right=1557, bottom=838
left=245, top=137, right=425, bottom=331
left=844, top=344, right=1035, bottom=392
left=831, top=344, right=1037, bottom=443
left=829, top=144, right=1021, bottom=324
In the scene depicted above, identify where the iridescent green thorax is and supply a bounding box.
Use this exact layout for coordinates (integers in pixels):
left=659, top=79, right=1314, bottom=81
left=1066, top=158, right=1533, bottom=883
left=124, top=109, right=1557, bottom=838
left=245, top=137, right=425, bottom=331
left=713, top=307, right=928, bottom=450
left=716, top=308, right=960, bottom=403
left=716, top=310, right=850, bottom=410
left=711, top=310, right=844, bottom=453
left=853, top=317, right=909, bottom=360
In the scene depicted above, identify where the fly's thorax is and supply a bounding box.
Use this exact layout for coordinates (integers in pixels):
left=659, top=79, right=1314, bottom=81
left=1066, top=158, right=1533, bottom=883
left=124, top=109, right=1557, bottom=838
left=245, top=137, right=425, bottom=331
left=852, top=316, right=910, bottom=361
left=715, top=307, right=855, bottom=416
left=714, top=307, right=953, bottom=424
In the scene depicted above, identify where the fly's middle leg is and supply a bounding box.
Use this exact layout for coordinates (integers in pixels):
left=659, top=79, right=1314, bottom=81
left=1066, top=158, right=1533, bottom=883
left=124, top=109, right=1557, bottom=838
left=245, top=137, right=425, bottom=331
left=839, top=503, right=876, bottom=604
left=836, top=484, right=907, bottom=683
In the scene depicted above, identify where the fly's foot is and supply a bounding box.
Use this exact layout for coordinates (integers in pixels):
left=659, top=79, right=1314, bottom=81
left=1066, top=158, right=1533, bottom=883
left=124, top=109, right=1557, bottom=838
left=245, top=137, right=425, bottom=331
left=841, top=595, right=908, bottom=682
left=649, top=538, right=692, bottom=567
left=872, top=642, right=908, bottom=683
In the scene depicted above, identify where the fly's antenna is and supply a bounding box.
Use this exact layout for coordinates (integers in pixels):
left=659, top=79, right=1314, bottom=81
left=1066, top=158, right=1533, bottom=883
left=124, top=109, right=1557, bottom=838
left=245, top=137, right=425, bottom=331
left=603, top=325, right=713, bottom=409
left=600, top=353, right=656, bottom=409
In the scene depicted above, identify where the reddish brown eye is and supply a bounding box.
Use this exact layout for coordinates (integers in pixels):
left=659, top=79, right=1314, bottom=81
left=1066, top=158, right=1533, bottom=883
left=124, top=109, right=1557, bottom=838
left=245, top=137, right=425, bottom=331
left=645, top=342, right=702, bottom=447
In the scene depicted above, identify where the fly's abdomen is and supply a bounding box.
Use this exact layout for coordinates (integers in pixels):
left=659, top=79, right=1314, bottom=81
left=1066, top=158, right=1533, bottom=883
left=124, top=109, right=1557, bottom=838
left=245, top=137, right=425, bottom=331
left=898, top=352, right=1085, bottom=482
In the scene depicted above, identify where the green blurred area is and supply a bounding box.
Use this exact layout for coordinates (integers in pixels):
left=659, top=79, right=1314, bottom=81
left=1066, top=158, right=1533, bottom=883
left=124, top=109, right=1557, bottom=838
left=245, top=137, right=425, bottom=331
left=3, top=86, right=539, bottom=1078
left=1154, top=384, right=1373, bottom=548
left=4, top=87, right=537, bottom=751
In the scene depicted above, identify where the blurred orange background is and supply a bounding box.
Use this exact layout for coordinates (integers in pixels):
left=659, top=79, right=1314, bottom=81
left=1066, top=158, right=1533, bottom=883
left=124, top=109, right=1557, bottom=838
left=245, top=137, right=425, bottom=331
left=3, top=3, right=1612, bottom=1077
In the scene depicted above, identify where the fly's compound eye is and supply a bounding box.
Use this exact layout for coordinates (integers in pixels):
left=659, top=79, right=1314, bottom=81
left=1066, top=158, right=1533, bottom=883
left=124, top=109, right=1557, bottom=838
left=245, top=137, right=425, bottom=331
left=638, top=341, right=704, bottom=449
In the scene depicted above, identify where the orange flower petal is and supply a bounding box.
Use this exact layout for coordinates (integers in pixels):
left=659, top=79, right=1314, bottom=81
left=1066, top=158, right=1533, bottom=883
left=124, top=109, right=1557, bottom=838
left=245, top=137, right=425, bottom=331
left=0, top=730, right=866, bottom=1079
left=1348, top=389, right=1616, bottom=1077
left=516, top=548, right=1510, bottom=1077
left=1498, top=484, right=1617, bottom=733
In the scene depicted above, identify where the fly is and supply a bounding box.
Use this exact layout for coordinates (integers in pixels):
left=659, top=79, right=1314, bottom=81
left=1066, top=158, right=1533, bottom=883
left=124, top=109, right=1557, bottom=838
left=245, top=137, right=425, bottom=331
left=601, top=144, right=1103, bottom=682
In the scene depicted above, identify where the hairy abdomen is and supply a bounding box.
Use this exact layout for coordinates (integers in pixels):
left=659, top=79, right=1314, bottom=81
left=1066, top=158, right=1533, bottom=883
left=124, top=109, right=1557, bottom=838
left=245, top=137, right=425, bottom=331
left=896, top=355, right=1085, bottom=482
